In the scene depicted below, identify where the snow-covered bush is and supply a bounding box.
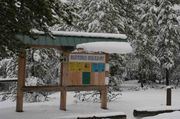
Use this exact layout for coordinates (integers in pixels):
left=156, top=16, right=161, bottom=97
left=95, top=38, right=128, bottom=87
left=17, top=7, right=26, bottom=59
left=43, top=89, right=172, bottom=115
left=0, top=48, right=61, bottom=102
left=74, top=90, right=121, bottom=103
left=0, top=58, right=17, bottom=78
left=24, top=77, right=49, bottom=102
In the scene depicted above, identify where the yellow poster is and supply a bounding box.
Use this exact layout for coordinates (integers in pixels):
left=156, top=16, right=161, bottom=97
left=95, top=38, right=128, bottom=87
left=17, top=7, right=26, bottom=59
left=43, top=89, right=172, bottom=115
left=69, top=62, right=83, bottom=72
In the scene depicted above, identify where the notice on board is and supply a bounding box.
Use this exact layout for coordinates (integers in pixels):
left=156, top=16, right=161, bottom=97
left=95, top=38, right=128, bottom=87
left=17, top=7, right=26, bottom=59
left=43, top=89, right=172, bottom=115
left=69, top=54, right=105, bottom=63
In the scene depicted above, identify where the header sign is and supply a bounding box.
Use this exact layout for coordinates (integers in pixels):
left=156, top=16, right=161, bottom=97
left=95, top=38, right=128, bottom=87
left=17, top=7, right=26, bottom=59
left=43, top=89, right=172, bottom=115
left=69, top=54, right=105, bottom=63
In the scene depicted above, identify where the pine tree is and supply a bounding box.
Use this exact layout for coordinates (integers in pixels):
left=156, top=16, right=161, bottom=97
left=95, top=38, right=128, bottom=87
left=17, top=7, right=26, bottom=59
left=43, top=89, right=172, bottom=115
left=109, top=54, right=127, bottom=91
left=155, top=0, right=180, bottom=85
left=58, top=0, right=127, bottom=33
left=0, top=0, right=75, bottom=58
left=127, top=0, right=180, bottom=86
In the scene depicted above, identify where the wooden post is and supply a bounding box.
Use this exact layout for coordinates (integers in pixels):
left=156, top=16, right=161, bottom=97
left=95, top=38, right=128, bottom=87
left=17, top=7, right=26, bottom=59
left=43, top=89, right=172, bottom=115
left=59, top=50, right=64, bottom=86
left=166, top=87, right=172, bottom=106
left=59, top=50, right=67, bottom=111
left=60, top=88, right=67, bottom=111
left=100, top=86, right=107, bottom=109
left=105, top=53, right=109, bottom=76
left=16, top=50, right=26, bottom=112
left=100, top=53, right=108, bottom=109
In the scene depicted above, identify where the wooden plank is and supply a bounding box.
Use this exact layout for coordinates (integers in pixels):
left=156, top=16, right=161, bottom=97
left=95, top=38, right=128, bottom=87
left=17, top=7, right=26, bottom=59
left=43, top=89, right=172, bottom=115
left=22, top=85, right=107, bottom=92
left=16, top=50, right=26, bottom=112
left=91, top=72, right=99, bottom=85
left=98, top=72, right=105, bottom=85
left=91, top=73, right=105, bottom=85
left=30, top=45, right=61, bottom=49
left=23, top=85, right=62, bottom=92
left=67, top=85, right=106, bottom=91
left=68, top=72, right=82, bottom=85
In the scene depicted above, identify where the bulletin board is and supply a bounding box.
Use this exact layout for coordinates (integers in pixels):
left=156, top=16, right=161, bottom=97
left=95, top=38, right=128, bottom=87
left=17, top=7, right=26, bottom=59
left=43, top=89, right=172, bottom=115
left=62, top=53, right=109, bottom=86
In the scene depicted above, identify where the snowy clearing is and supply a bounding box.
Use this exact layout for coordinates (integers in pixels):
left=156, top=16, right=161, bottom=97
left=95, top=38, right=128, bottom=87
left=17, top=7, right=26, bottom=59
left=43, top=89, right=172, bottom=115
left=1, top=85, right=180, bottom=119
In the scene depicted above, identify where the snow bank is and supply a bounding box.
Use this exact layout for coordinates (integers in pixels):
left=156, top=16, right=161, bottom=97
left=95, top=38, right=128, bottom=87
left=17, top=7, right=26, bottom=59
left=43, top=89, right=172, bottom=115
left=76, top=42, right=133, bottom=54
left=135, top=106, right=180, bottom=112
left=60, top=112, right=125, bottom=119
left=142, top=111, right=180, bottom=119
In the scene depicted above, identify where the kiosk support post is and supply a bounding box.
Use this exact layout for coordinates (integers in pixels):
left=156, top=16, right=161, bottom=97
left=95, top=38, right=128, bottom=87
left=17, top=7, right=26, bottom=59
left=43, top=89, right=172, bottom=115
left=100, top=86, right=108, bottom=109
left=16, top=50, right=26, bottom=112
left=60, top=88, right=67, bottom=111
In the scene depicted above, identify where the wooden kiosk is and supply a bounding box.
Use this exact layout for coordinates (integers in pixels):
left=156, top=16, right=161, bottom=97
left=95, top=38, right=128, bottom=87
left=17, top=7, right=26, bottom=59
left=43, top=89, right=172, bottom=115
left=16, top=31, right=127, bottom=112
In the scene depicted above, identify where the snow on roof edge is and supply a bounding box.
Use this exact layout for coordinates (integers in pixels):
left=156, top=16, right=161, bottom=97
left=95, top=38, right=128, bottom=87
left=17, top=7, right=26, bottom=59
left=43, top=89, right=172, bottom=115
left=31, top=29, right=127, bottom=39
left=77, top=42, right=133, bottom=54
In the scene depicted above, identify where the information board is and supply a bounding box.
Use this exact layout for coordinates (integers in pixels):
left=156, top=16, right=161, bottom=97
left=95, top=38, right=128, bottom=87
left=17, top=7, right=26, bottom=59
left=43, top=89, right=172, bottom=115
left=69, top=54, right=105, bottom=63
left=63, top=53, right=108, bottom=86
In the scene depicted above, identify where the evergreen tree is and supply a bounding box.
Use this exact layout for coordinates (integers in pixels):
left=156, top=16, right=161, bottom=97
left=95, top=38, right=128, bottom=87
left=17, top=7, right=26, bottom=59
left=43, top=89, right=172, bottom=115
left=0, top=0, right=75, bottom=58
left=127, top=0, right=180, bottom=85
left=155, top=0, right=180, bottom=85
left=109, top=54, right=127, bottom=91
left=58, top=0, right=127, bottom=33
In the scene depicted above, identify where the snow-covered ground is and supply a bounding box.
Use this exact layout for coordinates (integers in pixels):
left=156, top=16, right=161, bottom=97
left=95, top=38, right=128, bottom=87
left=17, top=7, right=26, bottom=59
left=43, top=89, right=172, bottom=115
left=0, top=81, right=180, bottom=119
left=142, top=111, right=180, bottom=119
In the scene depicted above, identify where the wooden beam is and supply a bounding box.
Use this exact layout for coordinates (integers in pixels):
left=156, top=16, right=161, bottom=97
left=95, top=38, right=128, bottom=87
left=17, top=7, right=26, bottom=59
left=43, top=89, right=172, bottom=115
left=22, top=85, right=107, bottom=92
left=23, top=85, right=62, bottom=92
left=30, top=45, right=62, bottom=49
left=66, top=85, right=106, bottom=91
left=16, top=50, right=26, bottom=112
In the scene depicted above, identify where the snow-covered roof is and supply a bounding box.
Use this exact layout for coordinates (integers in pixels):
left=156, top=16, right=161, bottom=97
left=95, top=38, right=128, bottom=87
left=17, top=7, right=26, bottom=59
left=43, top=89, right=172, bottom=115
left=32, top=30, right=127, bottom=39
left=77, top=42, right=133, bottom=54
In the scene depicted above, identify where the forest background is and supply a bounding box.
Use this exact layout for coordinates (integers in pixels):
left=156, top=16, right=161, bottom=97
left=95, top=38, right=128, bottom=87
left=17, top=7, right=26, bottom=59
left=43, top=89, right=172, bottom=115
left=0, top=0, right=180, bottom=102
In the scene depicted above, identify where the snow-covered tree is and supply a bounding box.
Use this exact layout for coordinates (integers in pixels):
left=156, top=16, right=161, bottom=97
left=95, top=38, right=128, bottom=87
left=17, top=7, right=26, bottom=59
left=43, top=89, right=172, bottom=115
left=155, top=0, right=180, bottom=85
left=109, top=54, right=127, bottom=91
left=0, top=0, right=76, bottom=58
left=0, top=48, right=62, bottom=102
left=127, top=0, right=180, bottom=86
left=57, top=0, right=128, bottom=34
left=26, top=48, right=61, bottom=85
